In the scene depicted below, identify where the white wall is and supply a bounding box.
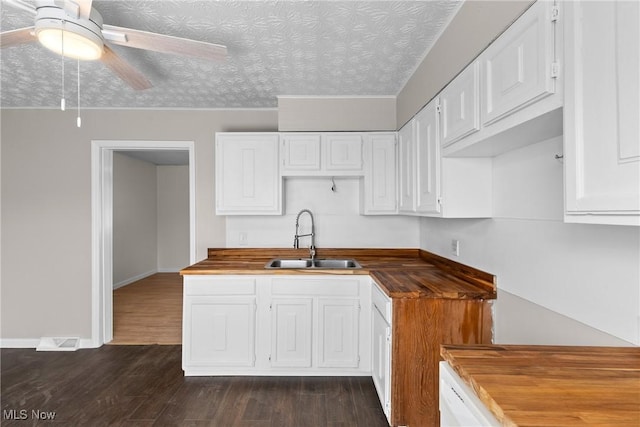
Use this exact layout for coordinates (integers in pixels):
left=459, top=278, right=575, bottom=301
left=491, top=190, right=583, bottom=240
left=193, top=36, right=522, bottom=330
left=396, top=0, right=534, bottom=127
left=1, top=108, right=278, bottom=340
left=112, top=152, right=158, bottom=288
left=278, top=96, right=396, bottom=131
left=227, top=177, right=419, bottom=248
left=157, top=165, right=190, bottom=272
left=419, top=137, right=640, bottom=345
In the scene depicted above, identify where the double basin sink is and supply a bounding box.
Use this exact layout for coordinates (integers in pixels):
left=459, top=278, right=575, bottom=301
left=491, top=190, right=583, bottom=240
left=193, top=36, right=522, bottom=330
left=265, top=258, right=361, bottom=269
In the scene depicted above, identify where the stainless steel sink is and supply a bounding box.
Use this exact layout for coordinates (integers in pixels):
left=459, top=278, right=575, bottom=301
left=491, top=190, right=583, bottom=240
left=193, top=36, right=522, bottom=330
left=265, top=258, right=361, bottom=269
left=313, top=259, right=360, bottom=268
left=266, top=259, right=314, bottom=269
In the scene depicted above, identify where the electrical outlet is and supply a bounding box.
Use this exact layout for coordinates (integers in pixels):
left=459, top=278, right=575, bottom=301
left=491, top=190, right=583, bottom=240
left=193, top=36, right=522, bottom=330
left=239, top=232, right=248, bottom=246
left=451, top=239, right=460, bottom=257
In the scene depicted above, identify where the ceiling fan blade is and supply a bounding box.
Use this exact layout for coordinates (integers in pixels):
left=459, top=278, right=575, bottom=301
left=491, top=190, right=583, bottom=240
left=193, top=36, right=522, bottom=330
left=0, top=27, right=37, bottom=49
left=74, top=0, right=93, bottom=20
left=103, top=24, right=227, bottom=61
left=4, top=0, right=36, bottom=15
left=101, top=44, right=153, bottom=91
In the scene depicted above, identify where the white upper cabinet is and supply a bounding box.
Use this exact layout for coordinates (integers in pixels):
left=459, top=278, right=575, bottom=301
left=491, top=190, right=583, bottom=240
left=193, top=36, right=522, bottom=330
left=281, top=132, right=363, bottom=176
left=322, top=133, right=364, bottom=172
left=440, top=61, right=481, bottom=148
left=361, top=133, right=397, bottom=215
left=563, top=0, right=640, bottom=226
left=281, top=133, right=321, bottom=172
left=215, top=133, right=282, bottom=215
left=442, top=0, right=562, bottom=157
left=398, top=98, right=492, bottom=218
left=481, top=0, right=556, bottom=126
left=414, top=101, right=441, bottom=214
left=398, top=121, right=416, bottom=213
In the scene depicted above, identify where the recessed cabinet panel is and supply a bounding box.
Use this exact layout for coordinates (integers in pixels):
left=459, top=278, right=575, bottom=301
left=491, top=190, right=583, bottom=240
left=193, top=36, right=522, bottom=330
left=281, top=133, right=321, bottom=172
left=215, top=133, right=281, bottom=215
left=440, top=62, right=480, bottom=147
left=482, top=0, right=555, bottom=126
left=362, top=133, right=397, bottom=215
left=372, top=308, right=391, bottom=422
left=398, top=121, right=415, bottom=213
left=186, top=297, right=256, bottom=367
left=318, top=298, right=360, bottom=368
left=281, top=133, right=363, bottom=176
left=323, top=133, right=363, bottom=171
left=564, top=0, right=640, bottom=225
left=270, top=298, right=313, bottom=368
left=414, top=102, right=441, bottom=214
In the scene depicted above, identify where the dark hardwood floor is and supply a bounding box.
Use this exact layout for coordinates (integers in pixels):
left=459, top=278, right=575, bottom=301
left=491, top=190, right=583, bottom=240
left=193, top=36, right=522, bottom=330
left=1, top=345, right=388, bottom=426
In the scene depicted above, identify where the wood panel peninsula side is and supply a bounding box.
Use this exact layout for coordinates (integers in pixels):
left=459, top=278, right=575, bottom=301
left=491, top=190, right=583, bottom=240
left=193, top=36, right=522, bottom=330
left=181, top=248, right=497, bottom=426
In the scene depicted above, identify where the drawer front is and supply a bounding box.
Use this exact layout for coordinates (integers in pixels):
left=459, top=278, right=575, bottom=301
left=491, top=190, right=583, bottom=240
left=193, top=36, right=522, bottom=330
left=271, top=277, right=360, bottom=296
left=184, top=276, right=256, bottom=296
left=371, top=280, right=392, bottom=324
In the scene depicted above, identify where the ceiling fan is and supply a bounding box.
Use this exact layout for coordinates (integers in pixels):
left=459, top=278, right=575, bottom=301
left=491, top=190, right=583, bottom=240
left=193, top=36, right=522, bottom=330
left=0, top=0, right=228, bottom=90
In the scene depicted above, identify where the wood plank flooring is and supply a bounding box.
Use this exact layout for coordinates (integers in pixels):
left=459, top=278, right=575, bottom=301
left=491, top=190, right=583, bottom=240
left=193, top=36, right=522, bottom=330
left=112, top=273, right=183, bottom=345
left=1, top=345, right=388, bottom=426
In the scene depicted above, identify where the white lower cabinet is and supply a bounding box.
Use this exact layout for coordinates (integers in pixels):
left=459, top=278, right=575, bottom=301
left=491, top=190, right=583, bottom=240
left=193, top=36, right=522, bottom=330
left=318, top=298, right=360, bottom=368
left=182, top=276, right=257, bottom=372
left=183, top=275, right=371, bottom=376
left=371, top=282, right=392, bottom=423
left=440, top=362, right=499, bottom=426
left=270, top=298, right=313, bottom=368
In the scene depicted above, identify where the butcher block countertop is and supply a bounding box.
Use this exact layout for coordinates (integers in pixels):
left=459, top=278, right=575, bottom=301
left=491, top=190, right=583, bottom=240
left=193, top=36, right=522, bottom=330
left=180, top=248, right=496, bottom=299
left=441, top=344, right=640, bottom=426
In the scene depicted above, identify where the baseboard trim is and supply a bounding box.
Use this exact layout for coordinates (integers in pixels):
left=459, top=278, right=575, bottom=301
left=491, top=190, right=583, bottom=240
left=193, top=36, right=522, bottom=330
left=0, top=338, right=39, bottom=348
left=1, top=338, right=99, bottom=349
left=157, top=268, right=182, bottom=273
left=113, top=270, right=157, bottom=289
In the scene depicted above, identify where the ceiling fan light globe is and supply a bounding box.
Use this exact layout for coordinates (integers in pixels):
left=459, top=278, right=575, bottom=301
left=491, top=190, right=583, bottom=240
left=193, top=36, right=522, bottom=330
left=37, top=27, right=103, bottom=60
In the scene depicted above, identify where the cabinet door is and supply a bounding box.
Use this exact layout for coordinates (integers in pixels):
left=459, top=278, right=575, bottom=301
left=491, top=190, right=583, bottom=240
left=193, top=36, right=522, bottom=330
left=185, top=296, right=256, bottom=367
left=281, top=133, right=321, bottom=174
left=440, top=62, right=481, bottom=147
left=215, top=133, right=281, bottom=215
left=372, top=306, right=391, bottom=422
left=481, top=0, right=556, bottom=126
left=564, top=1, right=640, bottom=225
left=398, top=121, right=416, bottom=213
left=318, top=298, right=360, bottom=368
left=414, top=100, right=441, bottom=214
left=322, top=133, right=363, bottom=173
left=270, top=298, right=313, bottom=367
left=362, top=133, right=397, bottom=215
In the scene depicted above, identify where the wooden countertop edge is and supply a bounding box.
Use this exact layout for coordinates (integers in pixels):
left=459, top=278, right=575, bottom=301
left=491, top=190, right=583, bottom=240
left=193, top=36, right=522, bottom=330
left=440, top=345, right=515, bottom=426
left=440, top=344, right=640, bottom=427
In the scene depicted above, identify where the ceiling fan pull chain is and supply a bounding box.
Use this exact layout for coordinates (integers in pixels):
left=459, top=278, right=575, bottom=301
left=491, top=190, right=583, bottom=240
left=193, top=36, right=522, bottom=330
left=61, top=20, right=65, bottom=111
left=77, top=57, right=81, bottom=128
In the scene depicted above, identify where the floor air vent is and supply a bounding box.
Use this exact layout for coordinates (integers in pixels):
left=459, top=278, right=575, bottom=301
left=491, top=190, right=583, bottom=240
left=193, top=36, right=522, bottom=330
left=36, top=337, right=80, bottom=351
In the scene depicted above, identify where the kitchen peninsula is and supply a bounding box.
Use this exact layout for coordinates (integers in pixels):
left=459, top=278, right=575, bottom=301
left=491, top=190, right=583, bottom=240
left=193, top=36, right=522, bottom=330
left=180, top=247, right=496, bottom=426
left=440, top=344, right=640, bottom=426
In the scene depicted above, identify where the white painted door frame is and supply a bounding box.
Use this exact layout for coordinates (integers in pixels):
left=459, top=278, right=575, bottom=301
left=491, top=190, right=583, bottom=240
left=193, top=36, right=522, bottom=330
left=91, top=140, right=196, bottom=347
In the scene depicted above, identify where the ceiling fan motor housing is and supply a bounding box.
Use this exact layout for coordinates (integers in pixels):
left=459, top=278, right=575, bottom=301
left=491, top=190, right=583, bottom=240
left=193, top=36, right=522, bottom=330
left=34, top=2, right=104, bottom=60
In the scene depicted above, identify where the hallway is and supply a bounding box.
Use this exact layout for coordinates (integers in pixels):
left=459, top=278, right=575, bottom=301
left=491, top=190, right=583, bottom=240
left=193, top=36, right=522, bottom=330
left=111, top=273, right=182, bottom=345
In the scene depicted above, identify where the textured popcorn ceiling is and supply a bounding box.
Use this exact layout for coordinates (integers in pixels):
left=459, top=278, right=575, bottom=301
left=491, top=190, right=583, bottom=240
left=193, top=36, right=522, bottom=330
left=0, top=0, right=462, bottom=109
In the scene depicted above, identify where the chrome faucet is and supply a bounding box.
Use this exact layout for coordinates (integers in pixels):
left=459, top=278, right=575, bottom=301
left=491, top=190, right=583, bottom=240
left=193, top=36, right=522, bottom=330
left=293, top=209, right=316, bottom=260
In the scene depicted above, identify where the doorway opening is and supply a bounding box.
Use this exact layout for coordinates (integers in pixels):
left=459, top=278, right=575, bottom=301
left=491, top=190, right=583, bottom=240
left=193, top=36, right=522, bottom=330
left=91, top=140, right=196, bottom=346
